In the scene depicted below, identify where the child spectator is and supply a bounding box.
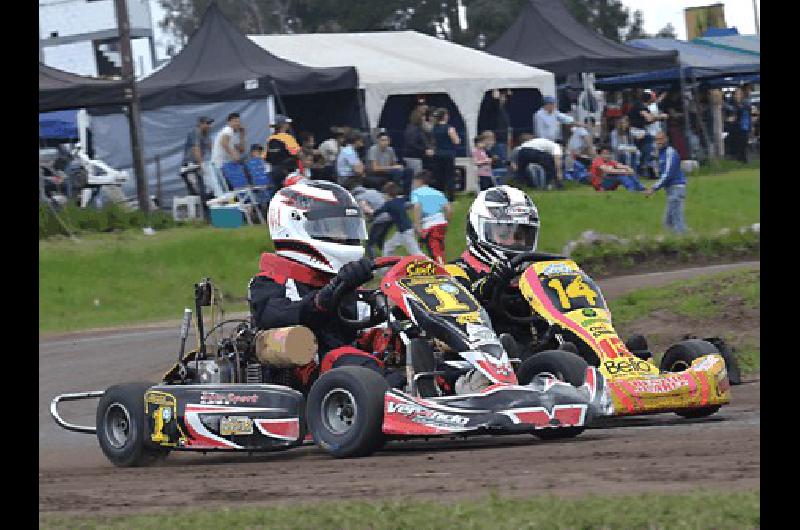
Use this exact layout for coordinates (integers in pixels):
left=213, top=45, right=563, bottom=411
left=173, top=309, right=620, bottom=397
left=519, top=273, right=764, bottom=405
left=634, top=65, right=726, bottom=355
left=589, top=144, right=645, bottom=192
left=472, top=133, right=493, bottom=190
left=410, top=170, right=451, bottom=264
left=352, top=184, right=392, bottom=259
left=372, top=181, right=423, bottom=257
left=644, top=131, right=687, bottom=234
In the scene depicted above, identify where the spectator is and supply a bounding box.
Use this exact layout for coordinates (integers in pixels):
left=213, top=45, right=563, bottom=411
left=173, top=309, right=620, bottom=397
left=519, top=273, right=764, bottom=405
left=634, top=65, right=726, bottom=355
left=431, top=108, right=461, bottom=201
left=211, top=112, right=246, bottom=169
left=644, top=131, right=687, bottom=234
left=724, top=87, right=752, bottom=163
left=352, top=184, right=392, bottom=259
left=410, top=170, right=451, bottom=264
left=488, top=89, right=512, bottom=161
left=336, top=131, right=366, bottom=189
left=533, top=95, right=574, bottom=143
left=472, top=133, right=494, bottom=190
left=589, top=144, right=645, bottom=192
left=318, top=127, right=347, bottom=182
left=482, top=130, right=507, bottom=182
left=245, top=144, right=276, bottom=210
left=564, top=121, right=595, bottom=182
left=180, top=115, right=214, bottom=214
left=627, top=91, right=666, bottom=179
left=610, top=116, right=641, bottom=176
left=403, top=105, right=434, bottom=178
left=661, top=91, right=690, bottom=160
left=366, top=132, right=414, bottom=195
left=509, top=135, right=563, bottom=190
left=372, top=181, right=423, bottom=257
left=264, top=114, right=301, bottom=189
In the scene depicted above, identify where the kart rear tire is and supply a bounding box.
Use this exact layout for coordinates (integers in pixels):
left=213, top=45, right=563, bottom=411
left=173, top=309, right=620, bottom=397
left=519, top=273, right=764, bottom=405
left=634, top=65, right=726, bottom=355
left=660, top=340, right=723, bottom=419
left=96, top=382, right=168, bottom=467
left=516, top=350, right=589, bottom=387
left=307, top=366, right=388, bottom=458
left=533, top=426, right=585, bottom=440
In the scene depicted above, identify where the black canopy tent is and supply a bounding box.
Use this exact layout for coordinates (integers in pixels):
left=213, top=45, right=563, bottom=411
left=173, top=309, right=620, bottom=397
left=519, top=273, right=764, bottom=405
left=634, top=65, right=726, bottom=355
left=137, top=2, right=358, bottom=110
left=88, top=2, right=360, bottom=208
left=39, top=63, right=129, bottom=112
left=487, top=0, right=679, bottom=76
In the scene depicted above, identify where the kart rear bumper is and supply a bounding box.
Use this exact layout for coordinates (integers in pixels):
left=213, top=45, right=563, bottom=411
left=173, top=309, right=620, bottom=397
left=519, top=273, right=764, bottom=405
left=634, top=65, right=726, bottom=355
left=606, top=355, right=731, bottom=416
left=382, top=367, right=610, bottom=436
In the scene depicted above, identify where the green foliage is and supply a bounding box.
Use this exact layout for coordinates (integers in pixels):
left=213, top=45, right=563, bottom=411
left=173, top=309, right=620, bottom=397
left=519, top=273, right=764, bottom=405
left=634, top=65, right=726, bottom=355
left=39, top=202, right=177, bottom=239
left=40, top=489, right=760, bottom=530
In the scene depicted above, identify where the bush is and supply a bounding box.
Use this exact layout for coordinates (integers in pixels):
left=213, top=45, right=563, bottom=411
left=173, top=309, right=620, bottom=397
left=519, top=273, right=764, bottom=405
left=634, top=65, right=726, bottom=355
left=38, top=202, right=177, bottom=239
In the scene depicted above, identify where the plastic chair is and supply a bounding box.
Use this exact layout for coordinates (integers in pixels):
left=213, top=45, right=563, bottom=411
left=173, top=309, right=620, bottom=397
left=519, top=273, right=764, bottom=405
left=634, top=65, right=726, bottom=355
left=220, top=161, right=265, bottom=224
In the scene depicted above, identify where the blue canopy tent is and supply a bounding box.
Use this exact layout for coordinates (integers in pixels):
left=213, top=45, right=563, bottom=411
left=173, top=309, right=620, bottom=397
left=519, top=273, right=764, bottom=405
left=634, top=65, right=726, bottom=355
left=595, top=39, right=759, bottom=90
left=692, top=34, right=759, bottom=57
left=39, top=110, right=79, bottom=140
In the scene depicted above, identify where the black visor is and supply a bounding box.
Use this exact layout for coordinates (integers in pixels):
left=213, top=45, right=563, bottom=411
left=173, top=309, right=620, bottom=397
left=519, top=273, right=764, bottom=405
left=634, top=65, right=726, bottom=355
left=484, top=222, right=538, bottom=251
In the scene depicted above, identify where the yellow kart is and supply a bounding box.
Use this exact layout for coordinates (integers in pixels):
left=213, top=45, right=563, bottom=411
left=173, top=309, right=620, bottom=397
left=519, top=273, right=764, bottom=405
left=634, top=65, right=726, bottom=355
left=488, top=252, right=731, bottom=418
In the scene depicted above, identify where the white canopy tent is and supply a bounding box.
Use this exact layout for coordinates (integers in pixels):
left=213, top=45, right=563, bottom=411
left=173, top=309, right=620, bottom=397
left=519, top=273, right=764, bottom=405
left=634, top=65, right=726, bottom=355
left=248, top=31, right=555, bottom=190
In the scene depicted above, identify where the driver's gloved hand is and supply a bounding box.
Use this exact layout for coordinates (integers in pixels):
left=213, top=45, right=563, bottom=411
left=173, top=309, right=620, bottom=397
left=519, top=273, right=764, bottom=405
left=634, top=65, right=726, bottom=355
left=475, top=261, right=513, bottom=302
left=314, top=258, right=374, bottom=312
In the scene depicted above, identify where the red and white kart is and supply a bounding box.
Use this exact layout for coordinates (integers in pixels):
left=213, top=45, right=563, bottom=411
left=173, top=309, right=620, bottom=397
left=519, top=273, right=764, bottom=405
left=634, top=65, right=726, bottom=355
left=51, top=256, right=610, bottom=465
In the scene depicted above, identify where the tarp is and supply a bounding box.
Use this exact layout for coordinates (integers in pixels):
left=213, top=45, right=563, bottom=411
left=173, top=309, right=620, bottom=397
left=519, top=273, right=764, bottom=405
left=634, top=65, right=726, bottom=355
left=595, top=39, right=760, bottom=89
left=39, top=110, right=79, bottom=139
left=693, top=34, right=760, bottom=56
left=487, top=0, right=678, bottom=76
left=39, top=63, right=129, bottom=112
left=91, top=98, right=275, bottom=207
left=137, top=3, right=357, bottom=110
left=248, top=31, right=555, bottom=164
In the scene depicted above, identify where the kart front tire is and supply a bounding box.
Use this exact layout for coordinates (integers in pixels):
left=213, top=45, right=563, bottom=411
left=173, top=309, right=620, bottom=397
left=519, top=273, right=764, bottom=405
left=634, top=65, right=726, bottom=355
left=96, top=382, right=168, bottom=467
left=307, top=366, right=388, bottom=458
left=516, top=350, right=589, bottom=387
left=660, top=340, right=723, bottom=419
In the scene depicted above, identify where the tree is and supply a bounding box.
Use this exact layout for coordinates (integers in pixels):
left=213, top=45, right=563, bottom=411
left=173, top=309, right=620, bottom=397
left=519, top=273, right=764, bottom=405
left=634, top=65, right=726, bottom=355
left=624, top=9, right=649, bottom=41
left=564, top=0, right=630, bottom=43
left=655, top=22, right=676, bottom=39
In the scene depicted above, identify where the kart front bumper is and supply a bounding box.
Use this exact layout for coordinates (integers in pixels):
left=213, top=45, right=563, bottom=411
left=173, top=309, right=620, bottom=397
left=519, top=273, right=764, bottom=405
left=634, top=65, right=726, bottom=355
left=605, top=355, right=731, bottom=416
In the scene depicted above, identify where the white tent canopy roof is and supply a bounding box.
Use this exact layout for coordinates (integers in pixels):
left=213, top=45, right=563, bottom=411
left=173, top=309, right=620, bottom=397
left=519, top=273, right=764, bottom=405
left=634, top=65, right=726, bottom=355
left=248, top=31, right=555, bottom=155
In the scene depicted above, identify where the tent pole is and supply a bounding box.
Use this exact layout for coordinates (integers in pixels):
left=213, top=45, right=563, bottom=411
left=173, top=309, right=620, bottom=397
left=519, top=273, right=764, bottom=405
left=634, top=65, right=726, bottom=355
left=270, top=80, right=288, bottom=116
left=678, top=64, right=691, bottom=158
left=114, top=0, right=149, bottom=214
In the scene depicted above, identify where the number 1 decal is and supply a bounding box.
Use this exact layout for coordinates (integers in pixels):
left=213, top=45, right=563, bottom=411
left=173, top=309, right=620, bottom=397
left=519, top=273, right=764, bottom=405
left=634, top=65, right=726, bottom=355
left=424, top=283, right=470, bottom=313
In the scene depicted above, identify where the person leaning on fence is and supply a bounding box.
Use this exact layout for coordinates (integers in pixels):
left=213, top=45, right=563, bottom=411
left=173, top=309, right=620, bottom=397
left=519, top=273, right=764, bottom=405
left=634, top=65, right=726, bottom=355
left=644, top=131, right=688, bottom=234
left=264, top=114, right=301, bottom=189
left=180, top=115, right=214, bottom=211
left=410, top=170, right=451, bottom=265
left=371, top=181, right=423, bottom=257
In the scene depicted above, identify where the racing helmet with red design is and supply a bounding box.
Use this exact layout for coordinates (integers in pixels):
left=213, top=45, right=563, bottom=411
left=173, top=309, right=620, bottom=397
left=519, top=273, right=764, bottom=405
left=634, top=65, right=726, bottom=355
left=267, top=181, right=367, bottom=274
left=466, top=185, right=540, bottom=265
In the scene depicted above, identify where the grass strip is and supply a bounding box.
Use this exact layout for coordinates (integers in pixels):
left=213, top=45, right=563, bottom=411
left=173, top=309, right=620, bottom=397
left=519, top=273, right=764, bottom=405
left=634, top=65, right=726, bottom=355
left=40, top=488, right=759, bottom=530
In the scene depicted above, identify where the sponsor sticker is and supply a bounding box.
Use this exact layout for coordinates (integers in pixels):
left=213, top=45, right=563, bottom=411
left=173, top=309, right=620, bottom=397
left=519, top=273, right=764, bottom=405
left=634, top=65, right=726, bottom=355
left=200, top=392, right=259, bottom=405
left=387, top=400, right=469, bottom=427
left=465, top=323, right=497, bottom=343
left=219, top=416, right=254, bottom=436
left=405, top=260, right=437, bottom=277
left=628, top=377, right=689, bottom=394
left=582, top=308, right=597, bottom=317
left=603, top=358, right=655, bottom=375
left=541, top=262, right=574, bottom=276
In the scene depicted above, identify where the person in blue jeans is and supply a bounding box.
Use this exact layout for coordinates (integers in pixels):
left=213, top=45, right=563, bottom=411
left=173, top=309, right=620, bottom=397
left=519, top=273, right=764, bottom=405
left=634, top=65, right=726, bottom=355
left=644, top=131, right=687, bottom=234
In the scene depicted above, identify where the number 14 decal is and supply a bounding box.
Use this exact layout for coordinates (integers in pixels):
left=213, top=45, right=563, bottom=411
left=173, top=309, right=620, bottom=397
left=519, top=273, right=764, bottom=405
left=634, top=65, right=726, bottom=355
left=547, top=276, right=598, bottom=310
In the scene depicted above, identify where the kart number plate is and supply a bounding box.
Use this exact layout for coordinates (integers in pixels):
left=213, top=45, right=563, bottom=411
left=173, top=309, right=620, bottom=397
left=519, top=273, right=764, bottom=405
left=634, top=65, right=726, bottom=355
left=220, top=416, right=253, bottom=436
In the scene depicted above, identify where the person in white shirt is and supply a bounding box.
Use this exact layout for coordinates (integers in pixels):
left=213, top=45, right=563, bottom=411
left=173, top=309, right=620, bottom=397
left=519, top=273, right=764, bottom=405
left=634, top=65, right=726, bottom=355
left=508, top=134, right=564, bottom=190
left=211, top=112, right=246, bottom=169
left=533, top=95, right=574, bottom=142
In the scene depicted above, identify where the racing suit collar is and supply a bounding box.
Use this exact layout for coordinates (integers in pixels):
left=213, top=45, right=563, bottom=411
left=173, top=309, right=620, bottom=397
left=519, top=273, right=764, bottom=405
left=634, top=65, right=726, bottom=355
left=256, top=252, right=334, bottom=288
left=461, top=249, right=491, bottom=274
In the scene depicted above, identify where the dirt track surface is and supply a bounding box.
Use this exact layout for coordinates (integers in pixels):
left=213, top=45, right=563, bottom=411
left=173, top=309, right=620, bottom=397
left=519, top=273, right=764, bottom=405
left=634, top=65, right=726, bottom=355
left=39, top=262, right=760, bottom=515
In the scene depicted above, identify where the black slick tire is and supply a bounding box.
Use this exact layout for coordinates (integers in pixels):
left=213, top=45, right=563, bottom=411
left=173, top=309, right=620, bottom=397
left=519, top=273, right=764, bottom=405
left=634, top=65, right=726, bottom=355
left=96, top=382, right=167, bottom=467
left=306, top=366, right=388, bottom=458
left=516, top=350, right=589, bottom=387
left=660, top=340, right=723, bottom=418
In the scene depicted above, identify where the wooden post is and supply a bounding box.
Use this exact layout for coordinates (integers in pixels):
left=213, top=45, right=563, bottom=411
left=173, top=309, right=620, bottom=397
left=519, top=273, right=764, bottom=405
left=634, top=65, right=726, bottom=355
left=709, top=89, right=724, bottom=159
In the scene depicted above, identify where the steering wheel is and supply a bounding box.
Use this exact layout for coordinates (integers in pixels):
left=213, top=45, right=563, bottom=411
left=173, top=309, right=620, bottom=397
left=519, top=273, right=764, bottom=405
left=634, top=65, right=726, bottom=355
left=330, top=256, right=402, bottom=329
left=489, top=251, right=566, bottom=324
